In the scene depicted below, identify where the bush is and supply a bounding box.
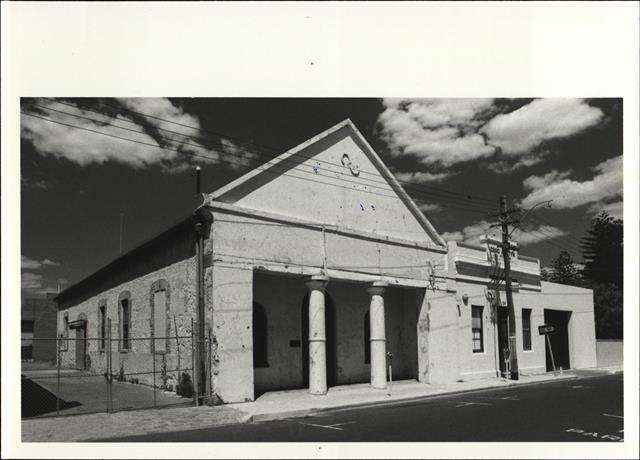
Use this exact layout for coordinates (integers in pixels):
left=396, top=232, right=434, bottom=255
left=176, top=372, right=194, bottom=398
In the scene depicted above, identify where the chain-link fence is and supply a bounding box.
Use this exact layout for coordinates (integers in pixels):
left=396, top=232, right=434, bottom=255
left=21, top=318, right=210, bottom=419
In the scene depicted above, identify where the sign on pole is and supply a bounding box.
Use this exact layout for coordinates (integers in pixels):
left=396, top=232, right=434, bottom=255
left=538, top=324, right=556, bottom=335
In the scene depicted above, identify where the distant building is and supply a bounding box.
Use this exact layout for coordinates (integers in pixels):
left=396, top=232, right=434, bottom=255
left=55, top=120, right=597, bottom=403
left=21, top=293, right=58, bottom=362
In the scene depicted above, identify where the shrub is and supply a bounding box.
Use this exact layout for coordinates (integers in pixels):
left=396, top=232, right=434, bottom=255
left=176, top=372, right=193, bottom=398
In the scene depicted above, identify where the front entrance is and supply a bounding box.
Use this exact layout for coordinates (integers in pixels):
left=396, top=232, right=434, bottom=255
left=301, top=292, right=337, bottom=388
left=544, top=309, right=571, bottom=371
left=75, top=325, right=86, bottom=370
left=497, top=307, right=509, bottom=377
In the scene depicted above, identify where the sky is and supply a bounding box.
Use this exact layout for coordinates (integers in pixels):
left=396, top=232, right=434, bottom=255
left=20, top=98, right=623, bottom=297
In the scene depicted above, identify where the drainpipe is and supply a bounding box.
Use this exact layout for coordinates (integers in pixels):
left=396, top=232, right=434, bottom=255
left=193, top=167, right=212, bottom=403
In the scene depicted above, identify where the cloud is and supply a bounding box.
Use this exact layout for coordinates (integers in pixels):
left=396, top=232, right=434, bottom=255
left=377, top=98, right=606, bottom=173
left=21, top=175, right=52, bottom=190
left=413, top=198, right=444, bottom=213
left=394, top=171, right=452, bottom=184
left=588, top=200, right=623, bottom=220
left=519, top=156, right=622, bottom=209
left=441, top=220, right=498, bottom=244
left=482, top=99, right=604, bottom=155
left=441, top=220, right=566, bottom=247
left=22, top=272, right=44, bottom=290
left=377, top=99, right=496, bottom=167
left=20, top=98, right=242, bottom=173
left=21, top=255, right=59, bottom=270
left=511, top=225, right=567, bottom=246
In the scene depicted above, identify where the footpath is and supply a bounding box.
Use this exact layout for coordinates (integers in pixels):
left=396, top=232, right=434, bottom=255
left=22, top=366, right=622, bottom=442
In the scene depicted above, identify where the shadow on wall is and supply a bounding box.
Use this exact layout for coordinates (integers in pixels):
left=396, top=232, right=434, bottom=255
left=21, top=376, right=82, bottom=418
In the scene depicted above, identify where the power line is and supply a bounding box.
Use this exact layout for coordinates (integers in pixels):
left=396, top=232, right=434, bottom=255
left=39, top=97, right=498, bottom=206
left=21, top=109, right=496, bottom=216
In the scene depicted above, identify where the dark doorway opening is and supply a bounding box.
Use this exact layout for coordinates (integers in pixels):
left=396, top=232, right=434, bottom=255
left=497, top=306, right=509, bottom=378
left=544, top=309, right=571, bottom=371
left=75, top=325, right=87, bottom=370
left=301, top=292, right=337, bottom=388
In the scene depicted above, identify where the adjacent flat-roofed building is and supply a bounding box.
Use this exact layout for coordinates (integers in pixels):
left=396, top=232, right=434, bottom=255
left=55, top=120, right=597, bottom=404
left=22, top=293, right=58, bottom=362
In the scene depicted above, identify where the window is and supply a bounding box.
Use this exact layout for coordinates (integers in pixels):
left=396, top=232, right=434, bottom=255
left=472, top=306, right=484, bottom=353
left=364, top=311, right=371, bottom=364
left=98, top=303, right=106, bottom=350
left=62, top=312, right=69, bottom=350
left=522, top=308, right=532, bottom=351
left=119, top=293, right=131, bottom=351
left=252, top=302, right=268, bottom=368
left=152, top=290, right=167, bottom=353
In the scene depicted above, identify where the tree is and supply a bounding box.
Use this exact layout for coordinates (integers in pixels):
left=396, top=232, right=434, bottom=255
left=592, top=283, right=623, bottom=339
left=546, top=250, right=582, bottom=286
left=581, top=212, right=623, bottom=288
left=580, top=212, right=623, bottom=339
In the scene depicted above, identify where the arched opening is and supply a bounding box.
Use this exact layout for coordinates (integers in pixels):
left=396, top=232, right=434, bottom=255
left=253, top=302, right=269, bottom=369
left=301, top=292, right=337, bottom=388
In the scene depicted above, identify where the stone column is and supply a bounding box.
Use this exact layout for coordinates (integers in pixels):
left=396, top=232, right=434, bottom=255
left=305, top=274, right=329, bottom=395
left=367, top=280, right=388, bottom=389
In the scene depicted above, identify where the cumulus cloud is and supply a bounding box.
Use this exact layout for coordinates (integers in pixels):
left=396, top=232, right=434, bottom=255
left=482, top=99, right=603, bottom=156
left=441, top=220, right=498, bottom=244
left=20, top=98, right=247, bottom=173
left=511, top=225, right=567, bottom=246
left=377, top=98, right=496, bottom=167
left=393, top=171, right=451, bottom=184
left=21, top=255, right=59, bottom=270
left=441, top=220, right=566, bottom=247
left=588, top=200, right=623, bottom=220
left=413, top=198, right=444, bottom=214
left=519, top=156, right=622, bottom=209
left=22, top=272, right=44, bottom=290
left=378, top=98, right=606, bottom=173
left=21, top=175, right=52, bottom=190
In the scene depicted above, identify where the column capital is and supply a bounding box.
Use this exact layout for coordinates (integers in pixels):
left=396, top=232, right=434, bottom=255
left=305, top=274, right=329, bottom=292
left=366, top=280, right=388, bottom=296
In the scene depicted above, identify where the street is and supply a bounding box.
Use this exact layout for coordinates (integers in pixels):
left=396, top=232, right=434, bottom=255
left=104, top=373, right=623, bottom=442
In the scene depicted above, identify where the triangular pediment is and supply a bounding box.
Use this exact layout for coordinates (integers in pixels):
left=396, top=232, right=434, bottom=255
left=209, top=120, right=444, bottom=246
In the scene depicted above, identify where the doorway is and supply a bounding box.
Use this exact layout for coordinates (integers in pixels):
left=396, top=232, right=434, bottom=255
left=75, top=325, right=86, bottom=370
left=301, top=292, right=337, bottom=388
left=544, top=309, right=571, bottom=371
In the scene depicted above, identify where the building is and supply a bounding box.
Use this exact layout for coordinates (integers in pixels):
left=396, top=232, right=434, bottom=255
left=21, top=293, right=58, bottom=362
left=55, top=120, right=597, bottom=404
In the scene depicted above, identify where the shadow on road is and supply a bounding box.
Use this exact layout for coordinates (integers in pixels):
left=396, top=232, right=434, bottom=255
left=21, top=375, right=82, bottom=417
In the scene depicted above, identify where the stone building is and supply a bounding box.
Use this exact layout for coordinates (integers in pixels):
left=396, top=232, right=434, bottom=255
left=55, top=120, right=597, bottom=403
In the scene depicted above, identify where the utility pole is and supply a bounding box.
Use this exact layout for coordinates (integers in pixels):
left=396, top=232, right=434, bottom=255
left=498, top=195, right=519, bottom=380
left=119, top=213, right=124, bottom=255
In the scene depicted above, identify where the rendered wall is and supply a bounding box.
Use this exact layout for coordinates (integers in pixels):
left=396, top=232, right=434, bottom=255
left=596, top=340, right=623, bottom=367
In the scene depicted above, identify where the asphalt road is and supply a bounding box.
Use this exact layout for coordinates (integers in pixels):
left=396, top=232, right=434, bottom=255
left=106, top=373, right=624, bottom=442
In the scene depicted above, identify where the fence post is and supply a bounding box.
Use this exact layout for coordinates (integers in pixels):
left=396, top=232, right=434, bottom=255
left=56, top=335, right=61, bottom=416
left=108, top=318, right=113, bottom=413
left=193, top=319, right=199, bottom=407
left=152, top=335, right=156, bottom=407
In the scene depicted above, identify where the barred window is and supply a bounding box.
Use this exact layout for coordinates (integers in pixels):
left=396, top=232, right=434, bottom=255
left=472, top=305, right=484, bottom=353
left=522, top=308, right=532, bottom=351
left=119, top=293, right=131, bottom=351
left=98, top=303, right=106, bottom=350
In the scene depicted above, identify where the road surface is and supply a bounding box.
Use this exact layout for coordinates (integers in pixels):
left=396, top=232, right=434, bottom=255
left=105, top=373, right=623, bottom=442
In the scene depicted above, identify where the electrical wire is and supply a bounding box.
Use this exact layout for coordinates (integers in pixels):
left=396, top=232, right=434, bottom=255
left=38, top=98, right=498, bottom=206
left=21, top=109, right=497, bottom=216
